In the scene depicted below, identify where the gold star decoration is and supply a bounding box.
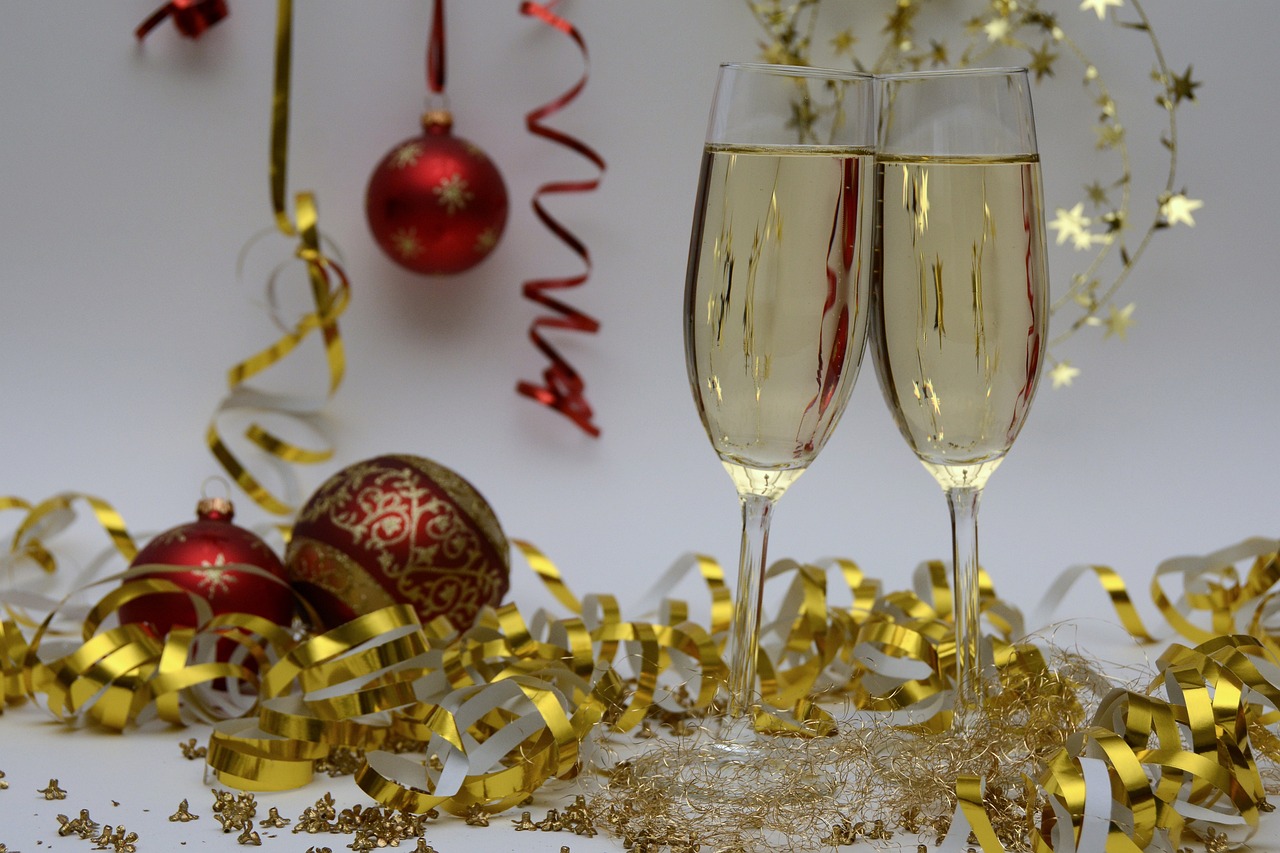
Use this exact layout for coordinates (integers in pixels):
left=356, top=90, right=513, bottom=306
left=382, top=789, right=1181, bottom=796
left=983, top=17, right=1011, bottom=42
left=1169, top=64, right=1201, bottom=104
left=1093, top=120, right=1125, bottom=150
left=1084, top=180, right=1110, bottom=206
left=927, top=39, right=948, bottom=66
left=1050, top=361, right=1082, bottom=389
left=1160, top=192, right=1203, bottom=227
left=0, top=769, right=7, bottom=789
left=830, top=28, right=856, bottom=55
left=741, top=0, right=1199, bottom=384
left=1049, top=203, right=1092, bottom=248
left=884, top=0, right=918, bottom=50
left=1102, top=302, right=1136, bottom=339
left=1028, top=40, right=1059, bottom=81
left=1079, top=0, right=1123, bottom=21
left=433, top=174, right=474, bottom=214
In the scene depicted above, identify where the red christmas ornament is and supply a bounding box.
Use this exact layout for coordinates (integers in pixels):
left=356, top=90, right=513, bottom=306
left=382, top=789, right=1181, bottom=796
left=285, top=454, right=510, bottom=632
left=117, top=496, right=294, bottom=635
left=365, top=0, right=507, bottom=276
left=365, top=110, right=509, bottom=275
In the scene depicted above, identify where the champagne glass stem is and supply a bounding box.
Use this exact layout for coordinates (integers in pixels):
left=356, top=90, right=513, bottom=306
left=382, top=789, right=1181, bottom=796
left=945, top=485, right=983, bottom=728
left=726, top=491, right=774, bottom=719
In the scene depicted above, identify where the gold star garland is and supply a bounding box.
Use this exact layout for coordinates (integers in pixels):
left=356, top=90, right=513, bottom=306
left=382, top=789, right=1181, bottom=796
left=745, top=0, right=1202, bottom=386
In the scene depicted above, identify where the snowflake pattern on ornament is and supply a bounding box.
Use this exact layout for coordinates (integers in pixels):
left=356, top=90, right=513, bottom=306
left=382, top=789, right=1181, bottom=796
left=475, top=228, right=499, bottom=254
left=391, top=142, right=425, bottom=169
left=190, top=553, right=238, bottom=596
left=391, top=227, right=424, bottom=259
left=433, top=174, right=473, bottom=214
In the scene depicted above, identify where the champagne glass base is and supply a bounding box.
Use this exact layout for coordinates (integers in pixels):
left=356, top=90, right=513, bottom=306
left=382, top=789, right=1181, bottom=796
left=660, top=713, right=839, bottom=804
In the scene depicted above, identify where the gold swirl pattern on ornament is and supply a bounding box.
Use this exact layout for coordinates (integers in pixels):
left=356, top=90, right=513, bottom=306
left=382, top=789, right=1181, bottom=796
left=290, top=457, right=508, bottom=626
left=3, top=494, right=1280, bottom=849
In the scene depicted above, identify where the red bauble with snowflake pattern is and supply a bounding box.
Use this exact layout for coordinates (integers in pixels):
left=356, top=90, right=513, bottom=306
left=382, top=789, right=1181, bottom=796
left=116, top=496, right=295, bottom=636
left=365, top=110, right=509, bottom=276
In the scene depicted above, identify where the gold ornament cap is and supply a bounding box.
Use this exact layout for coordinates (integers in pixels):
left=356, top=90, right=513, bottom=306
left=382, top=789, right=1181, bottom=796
left=196, top=495, right=235, bottom=522
left=420, top=109, right=454, bottom=134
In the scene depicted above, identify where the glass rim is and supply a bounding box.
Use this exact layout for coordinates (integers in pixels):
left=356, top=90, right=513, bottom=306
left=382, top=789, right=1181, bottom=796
left=877, top=65, right=1029, bottom=81
left=718, top=60, right=873, bottom=82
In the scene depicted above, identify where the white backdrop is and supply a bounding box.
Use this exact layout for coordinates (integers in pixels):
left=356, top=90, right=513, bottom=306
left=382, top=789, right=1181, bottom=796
left=0, top=0, right=1275, bottom=632
left=1, top=1, right=1278, bottom=851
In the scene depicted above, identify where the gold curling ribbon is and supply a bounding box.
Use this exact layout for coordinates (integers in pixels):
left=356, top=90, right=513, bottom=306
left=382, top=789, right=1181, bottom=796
left=1017, top=634, right=1279, bottom=853
left=8, top=505, right=1280, bottom=850
left=205, top=0, right=348, bottom=516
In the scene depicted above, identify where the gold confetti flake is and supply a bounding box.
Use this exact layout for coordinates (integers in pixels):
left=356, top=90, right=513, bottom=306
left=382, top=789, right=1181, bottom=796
left=179, top=738, right=207, bottom=760
left=169, top=799, right=199, bottom=822
left=259, top=806, right=290, bottom=828
left=38, top=779, right=67, bottom=800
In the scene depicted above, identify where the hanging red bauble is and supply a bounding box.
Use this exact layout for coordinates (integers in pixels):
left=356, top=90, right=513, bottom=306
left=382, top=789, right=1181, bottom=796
left=117, top=496, right=295, bottom=635
left=365, top=0, right=508, bottom=276
left=365, top=110, right=509, bottom=276
left=285, top=454, right=510, bottom=632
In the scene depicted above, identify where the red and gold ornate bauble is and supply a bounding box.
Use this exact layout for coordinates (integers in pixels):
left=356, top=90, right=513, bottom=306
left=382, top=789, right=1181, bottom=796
left=365, top=110, right=508, bottom=276
left=285, top=454, right=510, bottom=632
left=117, top=496, right=295, bottom=635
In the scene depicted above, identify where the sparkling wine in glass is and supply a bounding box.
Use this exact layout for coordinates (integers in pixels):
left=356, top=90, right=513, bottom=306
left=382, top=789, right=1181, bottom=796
left=684, top=62, right=875, bottom=737
left=871, top=67, right=1048, bottom=727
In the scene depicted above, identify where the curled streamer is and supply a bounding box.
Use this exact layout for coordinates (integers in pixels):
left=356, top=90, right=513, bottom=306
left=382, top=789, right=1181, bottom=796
left=205, top=0, right=349, bottom=515
left=5, top=491, right=1280, bottom=850
left=134, top=0, right=229, bottom=41
left=515, top=0, right=604, bottom=437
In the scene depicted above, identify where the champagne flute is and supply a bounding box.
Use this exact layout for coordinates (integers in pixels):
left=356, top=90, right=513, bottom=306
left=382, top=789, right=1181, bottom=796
left=870, top=68, right=1048, bottom=728
left=684, top=62, right=875, bottom=738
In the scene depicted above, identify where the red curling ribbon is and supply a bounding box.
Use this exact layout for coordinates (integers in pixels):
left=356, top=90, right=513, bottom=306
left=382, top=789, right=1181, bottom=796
left=135, top=0, right=229, bottom=41
left=516, top=0, right=605, bottom=437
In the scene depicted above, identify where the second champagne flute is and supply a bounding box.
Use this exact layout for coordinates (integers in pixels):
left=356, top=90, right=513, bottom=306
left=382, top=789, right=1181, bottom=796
left=871, top=67, right=1049, bottom=728
left=684, top=62, right=875, bottom=742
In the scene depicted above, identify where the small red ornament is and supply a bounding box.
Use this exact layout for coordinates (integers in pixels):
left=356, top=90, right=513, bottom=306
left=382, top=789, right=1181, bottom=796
left=117, top=496, right=294, bottom=635
left=365, top=110, right=509, bottom=275
left=285, top=454, right=510, bottom=632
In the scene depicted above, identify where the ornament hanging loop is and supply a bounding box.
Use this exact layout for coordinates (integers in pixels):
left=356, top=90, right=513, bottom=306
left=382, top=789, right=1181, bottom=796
left=422, top=0, right=452, bottom=130
left=427, top=0, right=446, bottom=95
